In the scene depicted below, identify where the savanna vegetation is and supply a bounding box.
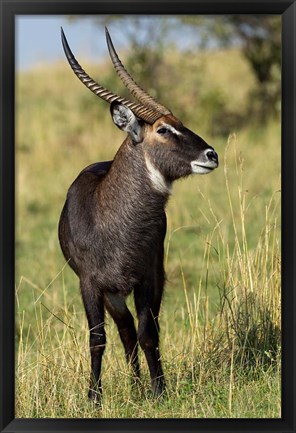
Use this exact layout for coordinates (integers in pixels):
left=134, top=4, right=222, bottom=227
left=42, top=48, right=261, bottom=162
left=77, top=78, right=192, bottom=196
left=16, top=20, right=281, bottom=418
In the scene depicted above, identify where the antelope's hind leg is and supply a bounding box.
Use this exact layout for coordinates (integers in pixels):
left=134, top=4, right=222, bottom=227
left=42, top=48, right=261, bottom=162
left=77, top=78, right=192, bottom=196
left=80, top=280, right=106, bottom=404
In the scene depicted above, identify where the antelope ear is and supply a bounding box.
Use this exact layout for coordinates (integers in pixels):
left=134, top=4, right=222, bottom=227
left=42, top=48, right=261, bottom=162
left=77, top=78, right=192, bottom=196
left=110, top=102, right=143, bottom=144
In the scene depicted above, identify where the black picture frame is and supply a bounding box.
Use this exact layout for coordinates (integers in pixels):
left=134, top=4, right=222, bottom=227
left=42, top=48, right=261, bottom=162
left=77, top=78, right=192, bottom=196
left=0, top=0, right=295, bottom=432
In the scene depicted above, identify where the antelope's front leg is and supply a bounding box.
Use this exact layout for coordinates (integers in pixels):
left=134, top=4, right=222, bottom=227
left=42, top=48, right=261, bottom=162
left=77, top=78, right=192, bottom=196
left=134, top=280, right=165, bottom=397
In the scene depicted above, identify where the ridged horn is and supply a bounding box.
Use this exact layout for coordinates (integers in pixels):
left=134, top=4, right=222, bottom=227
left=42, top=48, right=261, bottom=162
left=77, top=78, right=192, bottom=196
left=61, top=28, right=162, bottom=124
left=105, top=27, right=171, bottom=116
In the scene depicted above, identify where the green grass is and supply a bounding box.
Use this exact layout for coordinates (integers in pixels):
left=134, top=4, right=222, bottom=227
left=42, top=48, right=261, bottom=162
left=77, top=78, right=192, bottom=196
left=15, top=49, right=281, bottom=418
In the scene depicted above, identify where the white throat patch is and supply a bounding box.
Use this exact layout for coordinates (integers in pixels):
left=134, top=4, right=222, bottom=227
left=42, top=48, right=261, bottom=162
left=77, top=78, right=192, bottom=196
left=144, top=155, right=172, bottom=195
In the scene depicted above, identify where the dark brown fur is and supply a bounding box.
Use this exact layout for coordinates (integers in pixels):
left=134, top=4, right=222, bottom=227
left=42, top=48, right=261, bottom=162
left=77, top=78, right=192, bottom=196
left=59, top=106, right=218, bottom=402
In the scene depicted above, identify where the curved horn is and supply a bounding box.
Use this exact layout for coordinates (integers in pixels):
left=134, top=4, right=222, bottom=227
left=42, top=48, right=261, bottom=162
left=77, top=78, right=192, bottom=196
left=61, top=28, right=162, bottom=124
left=105, top=27, right=171, bottom=116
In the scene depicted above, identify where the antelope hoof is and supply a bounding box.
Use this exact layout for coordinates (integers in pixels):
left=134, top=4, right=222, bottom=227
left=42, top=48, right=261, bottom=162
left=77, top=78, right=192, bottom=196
left=152, top=378, right=166, bottom=398
left=88, top=389, right=102, bottom=406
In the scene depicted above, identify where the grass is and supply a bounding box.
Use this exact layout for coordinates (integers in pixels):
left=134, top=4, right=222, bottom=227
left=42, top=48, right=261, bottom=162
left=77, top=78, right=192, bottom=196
left=15, top=48, right=281, bottom=418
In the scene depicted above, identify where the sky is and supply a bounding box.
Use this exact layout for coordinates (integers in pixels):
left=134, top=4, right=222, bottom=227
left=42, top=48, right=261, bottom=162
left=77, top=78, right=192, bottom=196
left=16, top=16, right=129, bottom=71
left=15, top=15, right=202, bottom=72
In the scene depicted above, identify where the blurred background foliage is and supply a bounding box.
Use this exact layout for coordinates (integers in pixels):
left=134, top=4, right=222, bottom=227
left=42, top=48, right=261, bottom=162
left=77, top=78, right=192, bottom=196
left=15, top=15, right=281, bottom=417
left=16, top=14, right=281, bottom=290
left=69, top=14, right=281, bottom=134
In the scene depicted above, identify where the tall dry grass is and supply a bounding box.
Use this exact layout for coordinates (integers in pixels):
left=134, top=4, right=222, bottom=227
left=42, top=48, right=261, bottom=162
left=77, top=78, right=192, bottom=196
left=15, top=49, right=281, bottom=417
left=15, top=131, right=281, bottom=418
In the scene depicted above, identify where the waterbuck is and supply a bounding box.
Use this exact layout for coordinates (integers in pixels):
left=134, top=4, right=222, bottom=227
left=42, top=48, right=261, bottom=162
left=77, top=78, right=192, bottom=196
left=58, top=28, right=218, bottom=403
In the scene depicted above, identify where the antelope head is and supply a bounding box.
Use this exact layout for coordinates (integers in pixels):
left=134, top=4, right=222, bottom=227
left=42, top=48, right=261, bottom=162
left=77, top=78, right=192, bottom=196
left=61, top=28, right=218, bottom=193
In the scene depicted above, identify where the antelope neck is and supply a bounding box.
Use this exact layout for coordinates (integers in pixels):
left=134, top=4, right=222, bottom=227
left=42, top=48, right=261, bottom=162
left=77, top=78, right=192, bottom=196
left=99, top=142, right=169, bottom=216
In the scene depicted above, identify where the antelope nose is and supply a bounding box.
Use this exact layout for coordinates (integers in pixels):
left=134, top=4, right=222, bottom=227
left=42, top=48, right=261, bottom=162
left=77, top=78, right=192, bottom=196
left=206, top=149, right=218, bottom=164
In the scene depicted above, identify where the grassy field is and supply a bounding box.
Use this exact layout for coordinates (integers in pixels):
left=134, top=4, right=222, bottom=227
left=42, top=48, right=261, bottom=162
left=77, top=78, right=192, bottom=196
left=15, top=48, right=281, bottom=418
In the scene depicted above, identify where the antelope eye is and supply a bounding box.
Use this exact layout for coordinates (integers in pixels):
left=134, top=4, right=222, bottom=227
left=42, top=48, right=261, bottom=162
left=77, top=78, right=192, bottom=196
left=157, top=127, right=169, bottom=135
